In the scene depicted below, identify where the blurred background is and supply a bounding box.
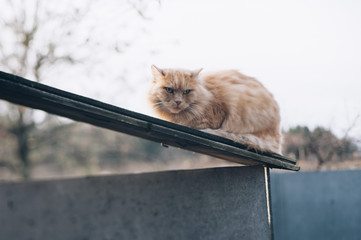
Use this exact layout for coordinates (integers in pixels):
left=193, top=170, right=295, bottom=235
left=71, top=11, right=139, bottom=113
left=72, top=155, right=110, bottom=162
left=1, top=0, right=361, bottom=181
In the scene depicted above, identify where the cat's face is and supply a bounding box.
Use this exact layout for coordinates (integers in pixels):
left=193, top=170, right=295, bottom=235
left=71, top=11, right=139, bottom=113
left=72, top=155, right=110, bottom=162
left=149, top=65, right=202, bottom=114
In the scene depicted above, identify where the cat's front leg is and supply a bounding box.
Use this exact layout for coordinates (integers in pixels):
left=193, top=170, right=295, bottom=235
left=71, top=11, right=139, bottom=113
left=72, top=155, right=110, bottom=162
left=201, top=128, right=218, bottom=135
left=186, top=119, right=213, bottom=129
left=188, top=115, right=224, bottom=130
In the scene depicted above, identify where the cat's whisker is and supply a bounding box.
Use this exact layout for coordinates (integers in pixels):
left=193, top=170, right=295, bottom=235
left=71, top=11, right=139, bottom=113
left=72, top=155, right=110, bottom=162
left=152, top=102, right=163, bottom=110
left=152, top=102, right=162, bottom=107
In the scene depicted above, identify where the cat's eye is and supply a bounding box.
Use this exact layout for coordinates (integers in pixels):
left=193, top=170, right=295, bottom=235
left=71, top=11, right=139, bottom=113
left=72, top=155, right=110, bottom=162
left=183, top=89, right=191, bottom=95
left=164, top=87, right=174, bottom=94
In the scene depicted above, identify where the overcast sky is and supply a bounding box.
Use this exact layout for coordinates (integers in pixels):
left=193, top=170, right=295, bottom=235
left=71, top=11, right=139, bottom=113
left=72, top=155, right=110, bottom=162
left=2, top=0, right=360, bottom=138
left=137, top=0, right=361, bottom=137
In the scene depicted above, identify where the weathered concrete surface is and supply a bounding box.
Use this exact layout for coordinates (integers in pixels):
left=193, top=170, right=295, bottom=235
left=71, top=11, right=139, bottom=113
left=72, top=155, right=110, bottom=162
left=271, top=169, right=361, bottom=240
left=0, top=166, right=271, bottom=240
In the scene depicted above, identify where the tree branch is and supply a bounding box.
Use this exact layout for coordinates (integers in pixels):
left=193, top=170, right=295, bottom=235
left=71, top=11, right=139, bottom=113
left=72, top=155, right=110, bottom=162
left=343, top=114, right=360, bottom=139
left=0, top=160, right=18, bottom=174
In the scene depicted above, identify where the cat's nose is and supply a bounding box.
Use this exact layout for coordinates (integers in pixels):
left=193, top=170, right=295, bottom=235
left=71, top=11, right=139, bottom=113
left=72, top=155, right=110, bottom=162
left=175, top=100, right=182, bottom=105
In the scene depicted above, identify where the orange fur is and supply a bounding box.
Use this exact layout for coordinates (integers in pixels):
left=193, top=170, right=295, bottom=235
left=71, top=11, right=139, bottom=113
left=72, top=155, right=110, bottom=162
left=148, top=65, right=282, bottom=154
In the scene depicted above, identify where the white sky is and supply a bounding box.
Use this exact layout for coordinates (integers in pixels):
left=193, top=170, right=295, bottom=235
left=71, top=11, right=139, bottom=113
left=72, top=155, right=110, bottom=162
left=138, top=0, right=361, bottom=137
left=2, top=0, right=360, bottom=138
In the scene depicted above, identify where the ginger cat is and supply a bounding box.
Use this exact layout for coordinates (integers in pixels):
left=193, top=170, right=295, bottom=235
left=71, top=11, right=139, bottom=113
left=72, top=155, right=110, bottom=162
left=148, top=65, right=282, bottom=154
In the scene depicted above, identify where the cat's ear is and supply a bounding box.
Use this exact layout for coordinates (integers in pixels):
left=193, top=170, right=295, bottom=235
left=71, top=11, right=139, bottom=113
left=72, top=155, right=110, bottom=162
left=190, top=68, right=203, bottom=78
left=151, top=65, right=165, bottom=78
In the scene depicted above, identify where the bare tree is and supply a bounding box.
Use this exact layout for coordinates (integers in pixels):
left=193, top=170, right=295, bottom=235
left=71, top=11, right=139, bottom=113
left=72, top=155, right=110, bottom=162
left=0, top=0, right=87, bottom=179
left=0, top=0, right=156, bottom=179
left=283, top=125, right=358, bottom=170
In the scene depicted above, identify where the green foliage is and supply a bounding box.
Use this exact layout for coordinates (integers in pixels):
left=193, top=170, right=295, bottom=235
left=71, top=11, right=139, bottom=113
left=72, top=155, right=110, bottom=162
left=288, top=126, right=310, bottom=137
left=283, top=125, right=359, bottom=169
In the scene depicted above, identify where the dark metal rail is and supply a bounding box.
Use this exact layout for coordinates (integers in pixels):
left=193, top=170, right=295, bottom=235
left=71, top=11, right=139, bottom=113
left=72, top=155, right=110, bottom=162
left=0, top=71, right=299, bottom=170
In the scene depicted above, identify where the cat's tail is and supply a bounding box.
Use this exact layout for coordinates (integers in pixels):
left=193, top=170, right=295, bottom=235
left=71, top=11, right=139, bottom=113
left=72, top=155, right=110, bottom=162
left=202, top=128, right=282, bottom=154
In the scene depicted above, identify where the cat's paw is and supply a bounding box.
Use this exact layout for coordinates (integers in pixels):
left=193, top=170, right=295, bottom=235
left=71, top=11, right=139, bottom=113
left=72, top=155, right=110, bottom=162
left=200, top=128, right=217, bottom=135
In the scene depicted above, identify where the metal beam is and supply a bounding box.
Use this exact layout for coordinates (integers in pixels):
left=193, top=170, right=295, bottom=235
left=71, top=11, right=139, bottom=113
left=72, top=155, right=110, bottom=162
left=0, top=71, right=299, bottom=170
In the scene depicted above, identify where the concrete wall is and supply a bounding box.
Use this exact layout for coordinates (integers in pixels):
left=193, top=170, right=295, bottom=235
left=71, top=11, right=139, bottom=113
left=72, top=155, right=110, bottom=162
left=271, top=169, right=361, bottom=240
left=0, top=166, right=271, bottom=240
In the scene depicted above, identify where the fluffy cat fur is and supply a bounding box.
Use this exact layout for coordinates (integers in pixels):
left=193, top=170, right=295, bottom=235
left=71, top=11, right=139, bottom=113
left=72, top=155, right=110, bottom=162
left=148, top=65, right=282, bottom=154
